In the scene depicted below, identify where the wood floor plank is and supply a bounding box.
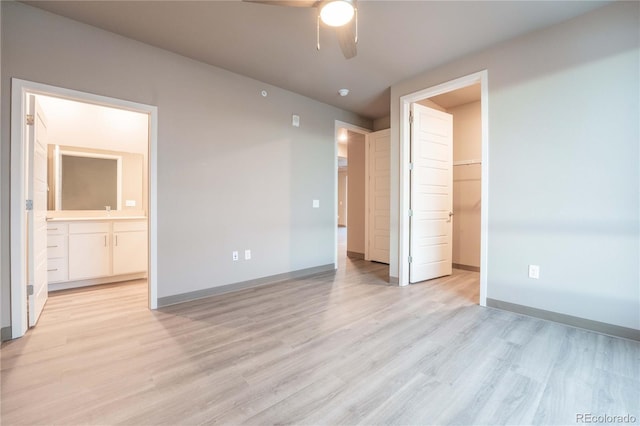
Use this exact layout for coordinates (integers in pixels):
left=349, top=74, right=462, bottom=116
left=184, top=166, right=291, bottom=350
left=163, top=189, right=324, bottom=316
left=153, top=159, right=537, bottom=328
left=2, top=230, right=638, bottom=425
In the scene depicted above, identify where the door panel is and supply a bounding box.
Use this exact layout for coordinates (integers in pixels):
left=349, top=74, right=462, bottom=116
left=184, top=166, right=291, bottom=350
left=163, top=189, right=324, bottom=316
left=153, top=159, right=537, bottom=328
left=28, top=96, right=49, bottom=326
left=367, top=129, right=390, bottom=264
left=410, top=104, right=453, bottom=283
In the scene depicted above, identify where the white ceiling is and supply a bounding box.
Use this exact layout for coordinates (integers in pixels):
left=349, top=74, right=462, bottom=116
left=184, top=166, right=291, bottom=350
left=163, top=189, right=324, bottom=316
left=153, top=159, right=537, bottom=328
left=24, top=0, right=609, bottom=120
left=429, top=84, right=481, bottom=110
left=37, top=95, right=149, bottom=155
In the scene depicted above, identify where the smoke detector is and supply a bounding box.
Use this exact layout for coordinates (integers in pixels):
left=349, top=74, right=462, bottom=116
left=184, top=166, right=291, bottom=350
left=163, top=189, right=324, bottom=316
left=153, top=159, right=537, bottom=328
left=338, top=89, right=349, bottom=97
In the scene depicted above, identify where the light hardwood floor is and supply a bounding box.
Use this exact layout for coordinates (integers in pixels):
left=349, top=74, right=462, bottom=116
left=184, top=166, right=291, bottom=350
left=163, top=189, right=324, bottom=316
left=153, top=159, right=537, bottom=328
left=2, top=231, right=639, bottom=425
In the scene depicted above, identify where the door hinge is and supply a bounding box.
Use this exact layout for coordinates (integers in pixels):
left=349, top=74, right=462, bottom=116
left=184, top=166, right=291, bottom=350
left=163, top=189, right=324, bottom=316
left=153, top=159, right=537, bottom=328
left=27, top=285, right=34, bottom=296
left=25, top=199, right=33, bottom=211
left=409, top=162, right=414, bottom=170
left=408, top=256, right=413, bottom=264
left=408, top=209, right=413, bottom=217
left=409, top=111, right=414, bottom=124
left=26, top=114, right=34, bottom=126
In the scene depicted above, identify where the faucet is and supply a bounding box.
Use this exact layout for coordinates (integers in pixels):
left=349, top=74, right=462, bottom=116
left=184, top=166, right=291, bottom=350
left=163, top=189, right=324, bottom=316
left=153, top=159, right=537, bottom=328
left=105, top=206, right=111, bottom=216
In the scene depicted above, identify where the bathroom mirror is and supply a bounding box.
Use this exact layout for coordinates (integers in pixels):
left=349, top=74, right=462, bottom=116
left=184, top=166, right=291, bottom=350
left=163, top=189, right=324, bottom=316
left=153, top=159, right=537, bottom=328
left=48, top=145, right=144, bottom=211
left=60, top=153, right=118, bottom=210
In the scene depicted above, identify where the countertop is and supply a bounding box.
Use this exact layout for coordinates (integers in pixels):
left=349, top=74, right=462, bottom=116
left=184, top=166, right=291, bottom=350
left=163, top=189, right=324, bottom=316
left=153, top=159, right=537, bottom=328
left=46, top=216, right=147, bottom=222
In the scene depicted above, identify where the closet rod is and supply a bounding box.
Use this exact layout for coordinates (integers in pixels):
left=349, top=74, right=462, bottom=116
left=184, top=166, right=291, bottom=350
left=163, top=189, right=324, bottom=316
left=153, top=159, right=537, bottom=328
left=453, top=159, right=482, bottom=166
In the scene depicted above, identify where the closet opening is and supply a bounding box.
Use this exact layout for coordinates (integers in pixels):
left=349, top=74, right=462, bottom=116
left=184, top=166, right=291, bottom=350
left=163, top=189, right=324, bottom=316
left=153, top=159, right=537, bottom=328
left=398, top=71, right=489, bottom=306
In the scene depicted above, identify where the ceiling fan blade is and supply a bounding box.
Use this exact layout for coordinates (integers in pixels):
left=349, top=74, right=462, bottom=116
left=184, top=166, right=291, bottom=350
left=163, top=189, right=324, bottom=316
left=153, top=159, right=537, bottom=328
left=335, top=25, right=357, bottom=59
left=243, top=0, right=317, bottom=7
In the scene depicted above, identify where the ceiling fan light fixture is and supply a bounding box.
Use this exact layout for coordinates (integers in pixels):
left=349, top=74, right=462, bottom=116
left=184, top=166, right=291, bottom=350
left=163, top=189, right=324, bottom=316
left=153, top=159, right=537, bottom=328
left=320, top=0, right=354, bottom=27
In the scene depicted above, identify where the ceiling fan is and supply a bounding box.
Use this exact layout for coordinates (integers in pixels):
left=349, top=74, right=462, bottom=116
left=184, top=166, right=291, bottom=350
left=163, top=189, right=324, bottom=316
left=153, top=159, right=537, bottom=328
left=244, top=0, right=358, bottom=59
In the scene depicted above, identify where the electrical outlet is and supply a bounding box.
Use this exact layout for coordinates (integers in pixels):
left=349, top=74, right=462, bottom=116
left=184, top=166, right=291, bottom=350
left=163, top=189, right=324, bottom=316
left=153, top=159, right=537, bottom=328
left=232, top=251, right=239, bottom=261
left=245, top=249, right=251, bottom=260
left=528, top=265, right=540, bottom=279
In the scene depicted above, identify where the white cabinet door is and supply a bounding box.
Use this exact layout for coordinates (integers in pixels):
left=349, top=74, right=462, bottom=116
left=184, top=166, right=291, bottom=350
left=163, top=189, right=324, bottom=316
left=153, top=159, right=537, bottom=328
left=113, top=231, right=147, bottom=276
left=68, top=233, right=111, bottom=280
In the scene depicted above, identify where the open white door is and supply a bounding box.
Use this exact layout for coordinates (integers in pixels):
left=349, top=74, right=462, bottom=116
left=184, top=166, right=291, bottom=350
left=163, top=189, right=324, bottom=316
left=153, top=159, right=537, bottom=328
left=409, top=103, right=453, bottom=283
left=27, top=96, right=49, bottom=326
left=367, top=129, right=390, bottom=264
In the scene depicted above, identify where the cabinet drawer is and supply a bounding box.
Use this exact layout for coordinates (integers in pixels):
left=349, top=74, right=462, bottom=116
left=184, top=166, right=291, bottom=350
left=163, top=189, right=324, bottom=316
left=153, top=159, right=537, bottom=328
left=113, top=221, right=147, bottom=233
left=47, top=235, right=68, bottom=259
left=47, top=257, right=68, bottom=283
left=47, top=223, right=68, bottom=236
left=69, top=222, right=110, bottom=234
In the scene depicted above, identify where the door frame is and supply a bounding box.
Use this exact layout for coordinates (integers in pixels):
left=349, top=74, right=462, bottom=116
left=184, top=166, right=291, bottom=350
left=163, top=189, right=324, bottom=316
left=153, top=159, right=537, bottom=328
left=398, top=70, right=489, bottom=306
left=10, top=78, right=159, bottom=339
left=333, top=120, right=370, bottom=268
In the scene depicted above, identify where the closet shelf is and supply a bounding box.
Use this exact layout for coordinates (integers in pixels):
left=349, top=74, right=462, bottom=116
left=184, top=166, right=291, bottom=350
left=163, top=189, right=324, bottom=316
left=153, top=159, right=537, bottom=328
left=453, top=159, right=482, bottom=166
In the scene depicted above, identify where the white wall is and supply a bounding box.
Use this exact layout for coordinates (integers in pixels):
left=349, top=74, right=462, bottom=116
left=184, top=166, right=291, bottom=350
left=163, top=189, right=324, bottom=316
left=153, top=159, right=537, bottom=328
left=390, top=2, right=639, bottom=330
left=417, top=98, right=447, bottom=113
left=451, top=101, right=481, bottom=162
left=347, top=131, right=366, bottom=255
left=373, top=116, right=390, bottom=131
left=1, top=2, right=371, bottom=328
left=38, top=96, right=148, bottom=155
left=450, top=101, right=481, bottom=268
left=337, top=140, right=348, bottom=158
left=338, top=170, right=347, bottom=227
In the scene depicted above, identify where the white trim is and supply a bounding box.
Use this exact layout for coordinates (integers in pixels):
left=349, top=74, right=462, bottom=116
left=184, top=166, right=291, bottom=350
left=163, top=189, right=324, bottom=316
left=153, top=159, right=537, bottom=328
left=148, top=103, right=158, bottom=309
left=10, top=82, right=29, bottom=337
left=58, top=151, right=121, bottom=159
left=10, top=78, right=159, bottom=338
left=333, top=120, right=370, bottom=268
left=398, top=70, right=489, bottom=307
left=364, top=134, right=370, bottom=260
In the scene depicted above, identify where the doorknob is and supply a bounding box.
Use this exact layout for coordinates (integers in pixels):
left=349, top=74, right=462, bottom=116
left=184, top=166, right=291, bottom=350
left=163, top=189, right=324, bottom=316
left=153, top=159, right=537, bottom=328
left=447, top=211, right=454, bottom=222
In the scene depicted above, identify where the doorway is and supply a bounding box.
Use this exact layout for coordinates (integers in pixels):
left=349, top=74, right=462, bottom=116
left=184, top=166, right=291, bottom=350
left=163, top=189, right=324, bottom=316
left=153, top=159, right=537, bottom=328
left=346, top=130, right=366, bottom=260
left=10, top=79, right=158, bottom=339
left=333, top=121, right=369, bottom=268
left=334, top=123, right=391, bottom=269
left=398, top=71, right=489, bottom=306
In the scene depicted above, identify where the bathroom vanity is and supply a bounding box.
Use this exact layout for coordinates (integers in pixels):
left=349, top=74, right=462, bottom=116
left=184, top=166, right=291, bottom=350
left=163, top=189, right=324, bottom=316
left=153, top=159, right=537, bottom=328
left=47, top=217, right=147, bottom=291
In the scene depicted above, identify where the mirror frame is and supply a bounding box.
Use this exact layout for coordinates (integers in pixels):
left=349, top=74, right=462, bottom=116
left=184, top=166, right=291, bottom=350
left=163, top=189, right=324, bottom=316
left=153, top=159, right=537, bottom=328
left=54, top=145, right=123, bottom=211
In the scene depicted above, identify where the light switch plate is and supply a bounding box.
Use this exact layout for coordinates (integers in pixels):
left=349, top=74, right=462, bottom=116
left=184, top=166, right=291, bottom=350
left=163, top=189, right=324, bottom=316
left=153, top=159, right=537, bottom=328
left=292, top=114, right=300, bottom=127
left=313, top=199, right=320, bottom=208
left=245, top=249, right=251, bottom=260
left=528, top=265, right=540, bottom=279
